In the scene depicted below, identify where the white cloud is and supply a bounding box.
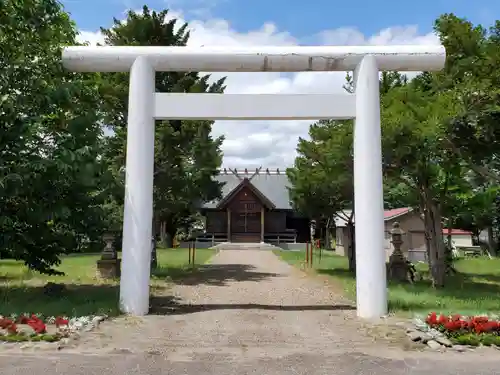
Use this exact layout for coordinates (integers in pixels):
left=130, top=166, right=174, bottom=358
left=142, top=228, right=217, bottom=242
left=78, top=30, right=106, bottom=46
left=77, top=9, right=439, bottom=168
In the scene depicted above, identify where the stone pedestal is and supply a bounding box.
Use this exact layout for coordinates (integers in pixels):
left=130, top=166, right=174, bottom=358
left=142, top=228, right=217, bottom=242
left=97, top=232, right=120, bottom=279
left=97, top=258, right=121, bottom=279
left=387, top=253, right=410, bottom=282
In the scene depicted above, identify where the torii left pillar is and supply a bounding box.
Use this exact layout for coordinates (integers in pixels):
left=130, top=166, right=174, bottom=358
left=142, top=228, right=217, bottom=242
left=119, top=56, right=155, bottom=315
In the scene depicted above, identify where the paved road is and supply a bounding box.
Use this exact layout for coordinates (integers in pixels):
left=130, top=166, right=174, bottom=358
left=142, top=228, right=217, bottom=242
left=1, top=249, right=499, bottom=374
left=1, top=351, right=499, bottom=375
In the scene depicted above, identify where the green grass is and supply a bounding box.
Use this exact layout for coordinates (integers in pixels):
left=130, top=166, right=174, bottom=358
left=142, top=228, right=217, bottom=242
left=274, top=249, right=500, bottom=316
left=0, top=248, right=216, bottom=318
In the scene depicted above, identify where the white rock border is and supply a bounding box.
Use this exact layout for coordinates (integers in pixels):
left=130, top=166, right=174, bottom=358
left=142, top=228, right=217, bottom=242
left=67, top=315, right=108, bottom=333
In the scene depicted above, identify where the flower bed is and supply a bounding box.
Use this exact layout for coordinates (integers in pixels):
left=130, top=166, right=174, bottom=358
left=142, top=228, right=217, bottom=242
left=0, top=313, right=107, bottom=343
left=425, top=312, right=500, bottom=347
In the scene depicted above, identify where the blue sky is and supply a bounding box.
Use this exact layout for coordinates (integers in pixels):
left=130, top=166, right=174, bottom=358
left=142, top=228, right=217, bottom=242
left=64, top=0, right=498, bottom=38
left=61, top=0, right=500, bottom=167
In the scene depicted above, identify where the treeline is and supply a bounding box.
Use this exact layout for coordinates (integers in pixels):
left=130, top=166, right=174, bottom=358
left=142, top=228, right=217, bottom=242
left=0, top=2, right=224, bottom=273
left=287, top=14, right=500, bottom=287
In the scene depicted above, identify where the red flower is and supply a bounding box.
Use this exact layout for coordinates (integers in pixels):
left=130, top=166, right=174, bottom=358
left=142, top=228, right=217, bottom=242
left=0, top=318, right=18, bottom=334
left=450, top=314, right=461, bottom=321
left=438, top=314, right=449, bottom=324
left=27, top=319, right=46, bottom=334
left=426, top=312, right=438, bottom=326
left=444, top=321, right=462, bottom=331
left=481, top=321, right=499, bottom=332
left=474, top=323, right=486, bottom=334
left=18, top=315, right=29, bottom=324
left=6, top=323, right=17, bottom=334
left=472, top=316, right=489, bottom=324
left=428, top=312, right=500, bottom=335
left=55, top=317, right=69, bottom=327
left=0, top=318, right=14, bottom=329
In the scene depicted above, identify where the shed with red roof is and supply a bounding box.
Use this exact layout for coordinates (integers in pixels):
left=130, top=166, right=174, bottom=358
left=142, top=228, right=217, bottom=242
left=334, top=207, right=474, bottom=261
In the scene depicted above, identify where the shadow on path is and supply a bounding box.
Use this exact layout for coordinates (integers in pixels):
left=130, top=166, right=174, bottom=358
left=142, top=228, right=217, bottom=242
left=150, top=295, right=356, bottom=315
left=153, top=264, right=280, bottom=286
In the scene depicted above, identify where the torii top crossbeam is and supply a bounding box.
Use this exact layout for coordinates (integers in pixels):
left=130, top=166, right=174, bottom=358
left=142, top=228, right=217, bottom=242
left=62, top=45, right=446, bottom=72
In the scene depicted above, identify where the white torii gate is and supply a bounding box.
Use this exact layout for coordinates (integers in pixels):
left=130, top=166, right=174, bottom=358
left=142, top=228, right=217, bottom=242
left=62, top=45, right=445, bottom=319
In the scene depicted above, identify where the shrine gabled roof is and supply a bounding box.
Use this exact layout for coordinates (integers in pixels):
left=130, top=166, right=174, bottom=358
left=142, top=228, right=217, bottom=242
left=202, top=168, right=293, bottom=210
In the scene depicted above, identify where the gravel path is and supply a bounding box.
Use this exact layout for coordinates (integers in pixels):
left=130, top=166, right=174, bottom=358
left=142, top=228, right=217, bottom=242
left=68, top=249, right=374, bottom=357
left=1, top=249, right=500, bottom=374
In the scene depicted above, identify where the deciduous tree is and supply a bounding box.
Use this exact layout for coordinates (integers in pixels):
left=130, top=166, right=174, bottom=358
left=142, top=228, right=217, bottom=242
left=97, top=6, right=226, bottom=248
left=287, top=120, right=356, bottom=270
left=0, top=0, right=110, bottom=273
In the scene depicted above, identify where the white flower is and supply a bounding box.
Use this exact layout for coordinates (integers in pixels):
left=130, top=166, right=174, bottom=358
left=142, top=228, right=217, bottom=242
left=82, top=316, right=93, bottom=326
left=72, top=321, right=84, bottom=329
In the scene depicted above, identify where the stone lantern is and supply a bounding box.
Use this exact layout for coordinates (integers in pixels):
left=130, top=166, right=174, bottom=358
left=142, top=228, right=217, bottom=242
left=101, top=232, right=117, bottom=260
left=391, top=222, right=405, bottom=257
left=96, top=232, right=121, bottom=279
left=387, top=221, right=410, bottom=282
left=310, top=219, right=316, bottom=245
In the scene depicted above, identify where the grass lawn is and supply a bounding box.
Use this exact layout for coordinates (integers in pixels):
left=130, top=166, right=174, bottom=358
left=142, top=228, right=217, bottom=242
left=0, top=248, right=216, bottom=318
left=275, top=249, right=500, bottom=316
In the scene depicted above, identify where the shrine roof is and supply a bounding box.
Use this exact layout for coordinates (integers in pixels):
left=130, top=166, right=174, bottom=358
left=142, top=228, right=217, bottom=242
left=202, top=167, right=292, bottom=210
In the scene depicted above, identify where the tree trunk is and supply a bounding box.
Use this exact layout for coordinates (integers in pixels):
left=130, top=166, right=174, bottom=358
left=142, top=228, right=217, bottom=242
left=418, top=194, right=433, bottom=270
left=150, top=214, right=158, bottom=270
left=164, top=232, right=173, bottom=249
left=346, top=221, right=356, bottom=273
left=159, top=216, right=177, bottom=248
left=325, top=218, right=332, bottom=250
left=160, top=221, right=167, bottom=247
left=420, top=187, right=446, bottom=288
left=424, top=226, right=431, bottom=269
left=165, top=224, right=177, bottom=249
left=487, top=226, right=496, bottom=257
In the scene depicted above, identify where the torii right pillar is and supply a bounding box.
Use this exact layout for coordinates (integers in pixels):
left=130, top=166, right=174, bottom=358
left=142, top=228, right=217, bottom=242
left=353, top=55, right=387, bottom=319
